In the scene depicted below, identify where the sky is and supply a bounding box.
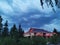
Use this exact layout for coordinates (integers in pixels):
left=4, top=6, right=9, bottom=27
left=0, top=0, right=60, bottom=32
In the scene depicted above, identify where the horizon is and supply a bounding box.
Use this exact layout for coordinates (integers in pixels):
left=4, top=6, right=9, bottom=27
left=0, top=0, right=60, bottom=32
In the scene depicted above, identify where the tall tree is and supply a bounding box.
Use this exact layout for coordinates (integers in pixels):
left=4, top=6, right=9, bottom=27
left=2, top=20, right=9, bottom=37
left=10, top=24, right=18, bottom=38
left=18, top=24, right=24, bottom=38
left=0, top=16, right=3, bottom=36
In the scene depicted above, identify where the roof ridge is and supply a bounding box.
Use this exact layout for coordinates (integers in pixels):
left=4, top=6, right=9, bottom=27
left=29, top=28, right=51, bottom=33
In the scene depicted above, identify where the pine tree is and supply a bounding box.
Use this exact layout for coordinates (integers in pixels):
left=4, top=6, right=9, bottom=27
left=2, top=20, right=9, bottom=37
left=53, top=28, right=58, bottom=34
left=18, top=24, right=24, bottom=38
left=0, top=16, right=3, bottom=36
left=10, top=24, right=18, bottom=38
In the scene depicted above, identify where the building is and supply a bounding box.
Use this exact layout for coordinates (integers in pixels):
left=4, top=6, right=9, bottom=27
left=24, top=28, right=53, bottom=37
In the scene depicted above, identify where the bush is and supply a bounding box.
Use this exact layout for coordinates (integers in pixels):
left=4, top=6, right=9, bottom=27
left=32, top=36, right=47, bottom=45
left=1, top=36, right=59, bottom=45
left=50, top=34, right=59, bottom=44
left=0, top=37, right=18, bottom=45
left=19, top=38, right=33, bottom=45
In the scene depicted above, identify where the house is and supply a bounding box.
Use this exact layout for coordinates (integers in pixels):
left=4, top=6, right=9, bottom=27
left=24, top=28, right=53, bottom=38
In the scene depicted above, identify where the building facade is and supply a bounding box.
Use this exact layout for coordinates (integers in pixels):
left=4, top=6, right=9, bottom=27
left=24, top=28, right=54, bottom=37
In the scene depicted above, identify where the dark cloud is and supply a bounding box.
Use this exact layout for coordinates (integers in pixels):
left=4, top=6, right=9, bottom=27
left=0, top=0, right=60, bottom=32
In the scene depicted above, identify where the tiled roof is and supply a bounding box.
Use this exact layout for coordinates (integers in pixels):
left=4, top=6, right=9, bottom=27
left=29, top=28, right=51, bottom=33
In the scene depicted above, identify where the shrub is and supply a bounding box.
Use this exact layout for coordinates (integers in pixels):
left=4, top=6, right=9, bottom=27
left=50, top=34, right=59, bottom=44
left=32, top=36, right=47, bottom=45
left=19, top=38, right=33, bottom=45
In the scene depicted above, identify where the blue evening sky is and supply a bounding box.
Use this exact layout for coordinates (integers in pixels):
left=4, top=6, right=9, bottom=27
left=0, top=0, right=60, bottom=32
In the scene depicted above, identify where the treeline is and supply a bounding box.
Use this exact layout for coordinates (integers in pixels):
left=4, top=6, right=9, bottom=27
left=0, top=16, right=24, bottom=38
left=0, top=15, right=60, bottom=45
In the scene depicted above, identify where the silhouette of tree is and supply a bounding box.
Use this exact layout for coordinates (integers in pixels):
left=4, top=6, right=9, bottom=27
left=18, top=24, right=24, bottom=38
left=40, top=0, right=60, bottom=12
left=55, top=0, right=58, bottom=6
left=2, top=20, right=9, bottom=37
left=50, top=34, right=58, bottom=45
left=53, top=28, right=58, bottom=34
left=40, top=0, right=44, bottom=8
left=0, top=16, right=3, bottom=36
left=10, top=24, right=18, bottom=38
left=40, top=0, right=60, bottom=7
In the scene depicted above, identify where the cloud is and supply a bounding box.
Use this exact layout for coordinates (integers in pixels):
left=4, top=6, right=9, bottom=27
left=0, top=1, right=13, bottom=14
left=30, top=15, right=41, bottom=19
left=40, top=16, right=60, bottom=32
left=0, top=0, right=60, bottom=32
left=40, top=22, right=60, bottom=32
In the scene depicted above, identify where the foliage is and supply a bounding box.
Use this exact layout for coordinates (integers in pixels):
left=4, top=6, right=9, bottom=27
left=2, top=20, right=9, bottom=37
left=19, top=38, right=33, bottom=45
left=40, top=0, right=59, bottom=8
left=40, top=0, right=60, bottom=12
left=0, top=16, right=3, bottom=36
left=50, top=34, right=59, bottom=44
left=0, top=37, right=18, bottom=45
left=0, top=37, right=47, bottom=45
left=53, top=28, right=58, bottom=33
left=0, top=16, right=3, bottom=30
left=32, top=36, right=47, bottom=45
left=10, top=24, right=18, bottom=38
left=0, top=33, right=59, bottom=45
left=18, top=24, right=24, bottom=38
left=0, top=16, right=60, bottom=45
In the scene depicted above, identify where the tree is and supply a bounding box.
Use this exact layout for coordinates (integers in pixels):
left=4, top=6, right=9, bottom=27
left=40, top=0, right=60, bottom=8
left=0, top=16, right=3, bottom=36
left=2, top=20, right=9, bottom=37
left=50, top=34, right=58, bottom=45
left=40, top=0, right=44, bottom=8
left=32, top=37, right=47, bottom=45
left=53, top=28, right=58, bottom=34
left=10, top=24, right=18, bottom=38
left=18, top=24, right=24, bottom=38
left=40, top=0, right=60, bottom=12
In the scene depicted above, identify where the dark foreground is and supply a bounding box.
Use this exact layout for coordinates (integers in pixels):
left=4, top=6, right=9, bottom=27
left=0, top=35, right=60, bottom=45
